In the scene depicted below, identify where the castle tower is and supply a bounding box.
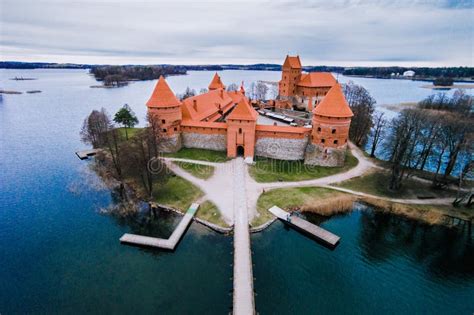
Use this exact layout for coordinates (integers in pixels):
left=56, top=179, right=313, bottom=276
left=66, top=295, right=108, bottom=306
left=146, top=75, right=182, bottom=152
left=208, top=73, right=225, bottom=91
left=226, top=98, right=258, bottom=159
left=278, top=55, right=302, bottom=98
left=304, top=83, right=353, bottom=166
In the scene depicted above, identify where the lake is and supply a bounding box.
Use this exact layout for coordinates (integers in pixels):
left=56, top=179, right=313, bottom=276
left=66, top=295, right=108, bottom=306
left=1, top=69, right=473, bottom=314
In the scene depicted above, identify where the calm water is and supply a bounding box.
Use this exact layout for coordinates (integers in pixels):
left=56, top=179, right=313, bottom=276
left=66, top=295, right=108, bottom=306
left=253, top=204, right=474, bottom=314
left=1, top=69, right=473, bottom=314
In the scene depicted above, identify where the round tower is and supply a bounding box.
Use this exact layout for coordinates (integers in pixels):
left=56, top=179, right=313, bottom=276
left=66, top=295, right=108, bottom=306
left=304, top=83, right=353, bottom=166
left=146, top=75, right=182, bottom=152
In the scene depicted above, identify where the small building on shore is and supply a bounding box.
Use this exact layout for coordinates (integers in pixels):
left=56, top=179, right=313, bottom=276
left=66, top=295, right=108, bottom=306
left=403, top=70, right=415, bottom=77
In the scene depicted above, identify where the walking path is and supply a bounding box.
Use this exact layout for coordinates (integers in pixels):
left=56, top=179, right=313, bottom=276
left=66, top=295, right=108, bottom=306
left=232, top=158, right=255, bottom=315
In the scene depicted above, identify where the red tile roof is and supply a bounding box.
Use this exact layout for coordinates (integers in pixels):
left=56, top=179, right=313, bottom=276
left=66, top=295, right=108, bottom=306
left=283, top=55, right=302, bottom=69
left=297, top=72, right=336, bottom=88
left=227, top=98, right=258, bottom=121
left=146, top=76, right=181, bottom=108
left=313, top=84, right=353, bottom=118
left=208, top=73, right=225, bottom=90
left=182, top=89, right=246, bottom=121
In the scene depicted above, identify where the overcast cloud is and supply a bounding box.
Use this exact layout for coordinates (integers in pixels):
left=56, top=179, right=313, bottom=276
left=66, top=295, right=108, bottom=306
left=1, top=0, right=473, bottom=66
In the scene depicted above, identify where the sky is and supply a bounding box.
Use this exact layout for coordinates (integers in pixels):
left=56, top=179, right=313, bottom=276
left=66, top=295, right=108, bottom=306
left=1, top=0, right=473, bottom=66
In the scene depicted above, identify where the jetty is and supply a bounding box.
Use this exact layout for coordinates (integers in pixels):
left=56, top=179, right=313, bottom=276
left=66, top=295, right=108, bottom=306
left=269, top=206, right=340, bottom=247
left=232, top=158, right=255, bottom=315
left=120, top=203, right=199, bottom=250
left=75, top=149, right=100, bottom=160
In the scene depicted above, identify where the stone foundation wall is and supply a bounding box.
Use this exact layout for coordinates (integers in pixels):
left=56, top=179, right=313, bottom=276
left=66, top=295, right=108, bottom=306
left=304, top=143, right=347, bottom=167
left=159, top=134, right=182, bottom=153
left=182, top=132, right=227, bottom=151
left=255, top=137, right=308, bottom=160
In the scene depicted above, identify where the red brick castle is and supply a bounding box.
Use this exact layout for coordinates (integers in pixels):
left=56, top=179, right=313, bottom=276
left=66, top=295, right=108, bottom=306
left=147, top=56, right=353, bottom=166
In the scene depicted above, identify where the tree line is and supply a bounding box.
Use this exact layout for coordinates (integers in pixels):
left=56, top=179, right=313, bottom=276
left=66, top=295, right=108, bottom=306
left=343, top=82, right=473, bottom=195
left=343, top=66, right=474, bottom=80
left=90, top=65, right=187, bottom=87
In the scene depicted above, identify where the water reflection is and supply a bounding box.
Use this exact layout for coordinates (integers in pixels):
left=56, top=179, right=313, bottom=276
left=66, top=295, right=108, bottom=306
left=358, top=207, right=474, bottom=280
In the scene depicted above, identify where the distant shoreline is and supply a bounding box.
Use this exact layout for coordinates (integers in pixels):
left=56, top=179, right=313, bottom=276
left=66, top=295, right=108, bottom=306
left=344, top=74, right=474, bottom=84
left=420, top=84, right=474, bottom=90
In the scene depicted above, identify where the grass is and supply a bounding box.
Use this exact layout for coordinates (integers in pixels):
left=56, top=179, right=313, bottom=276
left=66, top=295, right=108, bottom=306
left=336, top=171, right=457, bottom=199
left=174, top=161, right=215, bottom=179
left=249, top=150, right=358, bottom=183
left=253, top=183, right=472, bottom=227
left=116, top=127, right=142, bottom=140
left=197, top=200, right=229, bottom=227
left=360, top=197, right=474, bottom=225
left=164, top=148, right=228, bottom=163
left=252, top=187, right=351, bottom=226
left=152, top=175, right=204, bottom=211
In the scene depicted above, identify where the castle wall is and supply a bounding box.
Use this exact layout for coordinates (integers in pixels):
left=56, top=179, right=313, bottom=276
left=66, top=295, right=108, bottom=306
left=255, top=125, right=310, bottom=160
left=180, top=121, right=227, bottom=152
left=159, top=134, right=182, bottom=153
left=304, top=143, right=347, bottom=167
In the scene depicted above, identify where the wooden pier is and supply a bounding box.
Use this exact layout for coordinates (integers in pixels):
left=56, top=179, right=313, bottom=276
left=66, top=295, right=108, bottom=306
left=269, top=206, right=340, bottom=247
left=120, top=203, right=199, bottom=250
left=75, top=149, right=100, bottom=160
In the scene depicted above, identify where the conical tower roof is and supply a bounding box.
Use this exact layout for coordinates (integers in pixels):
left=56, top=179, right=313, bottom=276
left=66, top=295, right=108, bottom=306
left=227, top=98, right=257, bottom=121
left=146, top=76, right=181, bottom=108
left=208, top=73, right=225, bottom=90
left=313, top=84, right=353, bottom=118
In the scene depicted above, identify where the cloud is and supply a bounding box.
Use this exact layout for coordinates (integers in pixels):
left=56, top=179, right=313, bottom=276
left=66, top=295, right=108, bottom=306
left=0, top=0, right=472, bottom=66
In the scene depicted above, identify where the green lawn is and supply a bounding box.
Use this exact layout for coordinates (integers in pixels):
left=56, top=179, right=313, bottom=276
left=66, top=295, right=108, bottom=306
left=249, top=150, right=358, bottom=183
left=252, top=187, right=345, bottom=226
left=336, top=171, right=457, bottom=199
left=164, top=148, right=228, bottom=162
left=197, top=200, right=229, bottom=227
left=116, top=127, right=142, bottom=140
left=152, top=175, right=204, bottom=211
left=174, top=161, right=215, bottom=179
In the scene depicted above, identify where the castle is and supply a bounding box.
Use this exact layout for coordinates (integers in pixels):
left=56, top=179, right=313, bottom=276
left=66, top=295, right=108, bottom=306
left=146, top=55, right=353, bottom=166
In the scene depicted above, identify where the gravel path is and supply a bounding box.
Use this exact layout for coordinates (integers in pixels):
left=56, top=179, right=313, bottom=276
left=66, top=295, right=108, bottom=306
left=165, top=142, right=454, bottom=224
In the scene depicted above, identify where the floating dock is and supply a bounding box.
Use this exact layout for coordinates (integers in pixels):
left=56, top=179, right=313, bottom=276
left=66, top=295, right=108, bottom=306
left=120, top=203, right=199, bottom=250
left=75, top=149, right=100, bottom=160
left=269, top=206, right=340, bottom=247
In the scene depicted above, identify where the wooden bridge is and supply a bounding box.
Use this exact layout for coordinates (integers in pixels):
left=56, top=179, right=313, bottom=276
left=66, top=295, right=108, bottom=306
left=269, top=206, right=340, bottom=247
left=120, top=203, right=199, bottom=250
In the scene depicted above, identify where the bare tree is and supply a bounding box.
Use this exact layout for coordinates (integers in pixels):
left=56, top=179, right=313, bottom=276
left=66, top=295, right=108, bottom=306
left=81, top=108, right=123, bottom=180
left=369, top=111, right=386, bottom=158
left=227, top=83, right=239, bottom=91
left=343, top=81, right=376, bottom=147
left=248, top=82, right=257, bottom=99
left=178, top=87, right=196, bottom=100
left=384, top=109, right=424, bottom=190
left=255, top=82, right=268, bottom=100
left=80, top=108, right=111, bottom=148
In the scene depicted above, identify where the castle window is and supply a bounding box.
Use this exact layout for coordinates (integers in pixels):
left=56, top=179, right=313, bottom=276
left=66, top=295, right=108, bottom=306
left=239, top=128, right=242, bottom=134
left=321, top=139, right=325, bottom=143
left=332, top=129, right=336, bottom=134
left=162, top=128, right=167, bottom=132
left=317, top=127, right=321, bottom=132
left=345, top=138, right=347, bottom=143
left=334, top=140, right=338, bottom=144
left=162, top=119, right=166, bottom=124
left=174, top=127, right=177, bottom=131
